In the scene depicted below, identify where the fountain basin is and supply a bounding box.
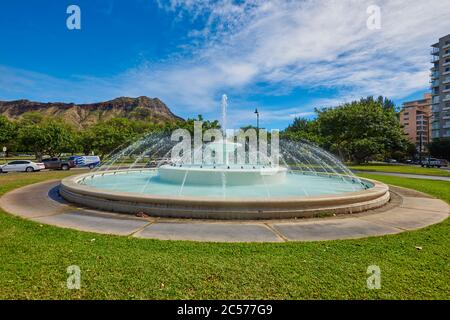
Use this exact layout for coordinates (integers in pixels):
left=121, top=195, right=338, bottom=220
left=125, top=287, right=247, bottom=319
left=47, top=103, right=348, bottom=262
left=158, top=164, right=288, bottom=186
left=59, top=169, right=390, bottom=220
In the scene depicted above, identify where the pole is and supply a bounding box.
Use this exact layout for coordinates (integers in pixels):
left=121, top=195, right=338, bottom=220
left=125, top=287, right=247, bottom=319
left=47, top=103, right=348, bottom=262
left=419, top=131, right=423, bottom=163
left=257, top=113, right=259, bottom=133
left=2, top=147, right=6, bottom=167
left=255, top=109, right=259, bottom=165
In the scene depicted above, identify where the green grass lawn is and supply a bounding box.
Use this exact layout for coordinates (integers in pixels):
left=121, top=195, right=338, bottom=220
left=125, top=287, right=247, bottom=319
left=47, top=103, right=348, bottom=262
left=0, top=171, right=449, bottom=299
left=349, top=164, right=450, bottom=177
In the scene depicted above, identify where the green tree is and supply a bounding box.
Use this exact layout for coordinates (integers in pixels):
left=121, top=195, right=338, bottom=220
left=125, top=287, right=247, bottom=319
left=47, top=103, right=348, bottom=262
left=0, top=116, right=17, bottom=156
left=84, top=118, right=141, bottom=158
left=314, top=97, right=409, bottom=164
left=282, top=117, right=322, bottom=143
left=18, top=118, right=76, bottom=160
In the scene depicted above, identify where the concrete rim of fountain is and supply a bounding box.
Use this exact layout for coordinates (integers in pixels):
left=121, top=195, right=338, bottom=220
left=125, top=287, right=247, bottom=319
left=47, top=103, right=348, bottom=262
left=59, top=169, right=390, bottom=220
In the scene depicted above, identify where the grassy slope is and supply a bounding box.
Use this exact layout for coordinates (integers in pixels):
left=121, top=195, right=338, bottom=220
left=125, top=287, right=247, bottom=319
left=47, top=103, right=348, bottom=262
left=349, top=164, right=450, bottom=177
left=0, top=171, right=449, bottom=299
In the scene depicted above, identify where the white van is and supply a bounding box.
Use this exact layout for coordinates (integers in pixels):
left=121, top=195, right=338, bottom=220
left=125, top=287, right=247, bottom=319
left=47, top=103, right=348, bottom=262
left=67, top=156, right=101, bottom=169
left=421, top=158, right=443, bottom=168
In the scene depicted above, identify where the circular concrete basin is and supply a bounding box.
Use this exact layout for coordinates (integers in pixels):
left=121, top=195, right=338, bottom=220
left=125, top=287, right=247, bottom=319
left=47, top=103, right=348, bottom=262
left=59, top=169, right=390, bottom=220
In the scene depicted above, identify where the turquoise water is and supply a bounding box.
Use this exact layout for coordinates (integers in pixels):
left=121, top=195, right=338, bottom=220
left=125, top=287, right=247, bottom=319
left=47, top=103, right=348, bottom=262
left=81, top=170, right=371, bottom=198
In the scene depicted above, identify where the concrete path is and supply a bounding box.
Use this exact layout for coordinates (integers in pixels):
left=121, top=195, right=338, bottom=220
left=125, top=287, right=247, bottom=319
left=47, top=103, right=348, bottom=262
left=0, top=180, right=448, bottom=242
left=354, top=170, right=450, bottom=182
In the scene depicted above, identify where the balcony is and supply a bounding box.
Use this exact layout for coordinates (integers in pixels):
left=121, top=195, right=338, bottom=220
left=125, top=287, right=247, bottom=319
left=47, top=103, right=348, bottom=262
left=431, top=55, right=440, bottom=63
left=444, top=77, right=450, bottom=84
left=432, top=105, right=441, bottom=112
left=432, top=130, right=440, bottom=138
left=431, top=71, right=440, bottom=79
left=432, top=96, right=440, bottom=104
left=431, top=47, right=440, bottom=55
left=444, top=94, right=450, bottom=102
left=431, top=79, right=440, bottom=87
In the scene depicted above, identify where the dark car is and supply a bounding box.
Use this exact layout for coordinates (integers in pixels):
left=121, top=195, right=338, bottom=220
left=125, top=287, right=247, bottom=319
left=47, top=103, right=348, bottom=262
left=42, top=157, right=76, bottom=170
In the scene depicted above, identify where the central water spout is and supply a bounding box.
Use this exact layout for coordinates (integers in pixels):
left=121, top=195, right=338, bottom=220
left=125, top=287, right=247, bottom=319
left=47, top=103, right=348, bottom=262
left=221, top=94, right=228, bottom=165
left=221, top=94, right=227, bottom=138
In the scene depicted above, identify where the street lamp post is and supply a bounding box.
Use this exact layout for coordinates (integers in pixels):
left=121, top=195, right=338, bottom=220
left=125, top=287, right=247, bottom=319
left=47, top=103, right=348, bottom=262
left=419, top=131, right=423, bottom=163
left=254, top=108, right=259, bottom=132
left=2, top=146, right=6, bottom=166
left=254, top=108, right=259, bottom=165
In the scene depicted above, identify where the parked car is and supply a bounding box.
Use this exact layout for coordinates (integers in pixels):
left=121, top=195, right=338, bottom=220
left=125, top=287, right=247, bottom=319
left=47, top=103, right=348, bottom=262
left=67, top=156, right=101, bottom=169
left=438, top=159, right=449, bottom=167
left=0, top=160, right=45, bottom=173
left=421, top=158, right=443, bottom=168
left=385, top=159, right=397, bottom=164
left=42, top=157, right=76, bottom=170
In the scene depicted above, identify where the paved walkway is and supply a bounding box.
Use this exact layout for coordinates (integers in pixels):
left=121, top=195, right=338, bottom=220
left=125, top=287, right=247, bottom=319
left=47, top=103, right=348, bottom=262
left=0, top=180, right=448, bottom=242
left=354, top=170, right=450, bottom=182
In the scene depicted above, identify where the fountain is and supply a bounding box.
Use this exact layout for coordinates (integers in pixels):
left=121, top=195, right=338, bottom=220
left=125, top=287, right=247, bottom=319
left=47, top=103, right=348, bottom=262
left=59, top=96, right=390, bottom=219
left=158, top=93, right=287, bottom=186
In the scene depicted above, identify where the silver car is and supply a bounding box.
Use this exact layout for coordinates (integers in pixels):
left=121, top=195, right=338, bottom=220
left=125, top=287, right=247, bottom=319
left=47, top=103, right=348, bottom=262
left=0, top=160, right=46, bottom=173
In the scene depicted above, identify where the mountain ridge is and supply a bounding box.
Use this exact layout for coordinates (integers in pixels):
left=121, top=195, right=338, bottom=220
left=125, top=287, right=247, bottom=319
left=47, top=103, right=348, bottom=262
left=0, top=96, right=183, bottom=128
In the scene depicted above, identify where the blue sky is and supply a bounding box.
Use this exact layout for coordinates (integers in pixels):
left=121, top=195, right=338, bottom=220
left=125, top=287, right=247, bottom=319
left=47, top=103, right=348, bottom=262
left=0, top=0, right=449, bottom=129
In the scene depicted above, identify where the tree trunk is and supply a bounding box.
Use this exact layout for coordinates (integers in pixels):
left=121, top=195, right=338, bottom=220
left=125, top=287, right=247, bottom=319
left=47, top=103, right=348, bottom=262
left=35, top=152, right=43, bottom=162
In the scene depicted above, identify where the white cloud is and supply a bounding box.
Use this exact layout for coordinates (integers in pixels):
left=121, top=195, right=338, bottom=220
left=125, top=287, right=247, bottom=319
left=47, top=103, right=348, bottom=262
left=124, top=0, right=450, bottom=111
left=1, top=0, right=449, bottom=126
